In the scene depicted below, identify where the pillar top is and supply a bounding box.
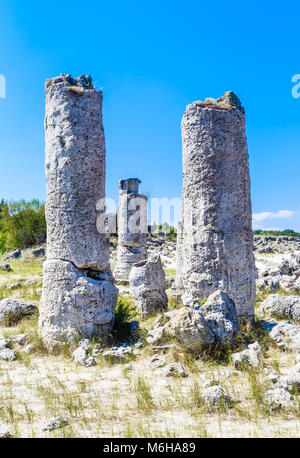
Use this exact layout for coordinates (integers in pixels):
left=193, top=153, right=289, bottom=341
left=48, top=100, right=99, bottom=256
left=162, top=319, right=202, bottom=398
left=119, top=178, right=141, bottom=193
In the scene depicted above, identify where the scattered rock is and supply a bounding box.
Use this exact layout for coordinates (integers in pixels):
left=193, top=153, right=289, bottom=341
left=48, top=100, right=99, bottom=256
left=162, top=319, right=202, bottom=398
left=73, top=340, right=92, bottom=365
left=23, top=344, right=34, bottom=354
left=259, top=295, right=300, bottom=322
left=42, top=417, right=68, bottom=432
left=91, top=343, right=102, bottom=357
left=83, top=357, right=96, bottom=367
left=102, top=346, right=132, bottom=363
left=232, top=342, right=261, bottom=369
left=32, top=248, right=45, bottom=257
left=0, top=424, right=11, bottom=438
left=9, top=334, right=29, bottom=346
left=0, top=348, right=17, bottom=361
left=149, top=355, right=165, bottom=368
left=262, top=320, right=300, bottom=352
left=146, top=326, right=166, bottom=345
left=0, top=264, right=11, bottom=272
left=0, top=299, right=38, bottom=326
left=162, top=362, right=187, bottom=377
left=202, top=386, right=235, bottom=408
left=263, top=388, right=294, bottom=410
left=4, top=249, right=21, bottom=261
left=6, top=282, right=22, bottom=290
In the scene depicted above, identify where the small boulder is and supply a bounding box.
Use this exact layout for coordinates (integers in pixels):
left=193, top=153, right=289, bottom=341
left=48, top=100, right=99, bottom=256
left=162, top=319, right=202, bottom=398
left=0, top=299, right=38, bottom=326
left=32, top=248, right=45, bottom=257
left=259, top=295, right=300, bottom=322
left=4, top=249, right=21, bottom=261
left=0, top=264, right=11, bottom=272
left=9, top=334, right=29, bottom=346
left=102, top=346, right=132, bottom=363
left=0, top=424, right=11, bottom=438
left=162, top=362, right=187, bottom=377
left=232, top=342, right=261, bottom=370
left=202, top=386, right=235, bottom=408
left=164, top=307, right=215, bottom=349
left=42, top=417, right=68, bottom=432
left=263, top=388, right=294, bottom=410
left=146, top=327, right=166, bottom=345
left=0, top=348, right=17, bottom=361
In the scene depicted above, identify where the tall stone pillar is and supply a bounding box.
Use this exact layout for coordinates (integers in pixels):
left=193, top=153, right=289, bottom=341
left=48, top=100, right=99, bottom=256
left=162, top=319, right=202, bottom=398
left=114, top=178, right=148, bottom=283
left=176, top=92, right=256, bottom=322
left=39, top=73, right=118, bottom=346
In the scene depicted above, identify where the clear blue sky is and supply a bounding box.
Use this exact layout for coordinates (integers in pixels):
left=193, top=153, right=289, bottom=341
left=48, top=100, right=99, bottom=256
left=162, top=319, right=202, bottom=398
left=0, top=0, right=299, bottom=230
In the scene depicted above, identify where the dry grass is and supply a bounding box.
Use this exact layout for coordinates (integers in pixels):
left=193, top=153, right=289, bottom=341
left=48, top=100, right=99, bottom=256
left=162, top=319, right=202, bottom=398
left=0, top=256, right=300, bottom=437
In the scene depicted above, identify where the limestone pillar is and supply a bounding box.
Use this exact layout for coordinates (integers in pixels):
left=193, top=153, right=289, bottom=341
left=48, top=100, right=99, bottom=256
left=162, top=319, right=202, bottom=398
left=114, top=179, right=148, bottom=283
left=39, top=73, right=118, bottom=346
left=176, top=92, right=256, bottom=322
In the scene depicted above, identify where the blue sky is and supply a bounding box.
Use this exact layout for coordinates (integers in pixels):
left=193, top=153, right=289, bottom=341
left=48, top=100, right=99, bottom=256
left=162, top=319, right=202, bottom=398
left=0, top=1, right=299, bottom=229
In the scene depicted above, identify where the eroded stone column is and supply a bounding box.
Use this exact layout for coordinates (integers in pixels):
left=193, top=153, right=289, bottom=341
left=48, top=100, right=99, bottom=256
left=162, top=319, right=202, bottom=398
left=39, top=73, right=118, bottom=346
left=176, top=92, right=256, bottom=322
left=114, top=179, right=148, bottom=283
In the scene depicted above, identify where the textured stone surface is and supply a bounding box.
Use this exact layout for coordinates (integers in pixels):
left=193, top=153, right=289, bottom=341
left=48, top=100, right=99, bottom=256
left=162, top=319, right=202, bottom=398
left=259, top=295, right=300, bottom=322
left=114, top=179, right=148, bottom=282
left=129, top=255, right=168, bottom=315
left=0, top=347, right=17, bottom=361
left=164, top=290, right=238, bottom=348
left=202, top=386, right=234, bottom=408
left=39, top=74, right=118, bottom=346
left=44, top=73, right=109, bottom=271
left=175, top=92, right=255, bottom=322
left=200, top=290, right=239, bottom=345
left=164, top=307, right=215, bottom=349
left=232, top=341, right=261, bottom=369
left=162, top=362, right=187, bottom=377
left=42, top=417, right=68, bottom=432
left=0, top=299, right=37, bottom=326
left=263, top=388, right=294, bottom=410
left=39, top=260, right=117, bottom=346
left=268, top=320, right=300, bottom=352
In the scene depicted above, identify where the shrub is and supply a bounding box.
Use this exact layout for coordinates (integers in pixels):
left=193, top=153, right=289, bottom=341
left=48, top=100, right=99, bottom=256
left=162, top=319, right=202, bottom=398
left=0, top=199, right=46, bottom=252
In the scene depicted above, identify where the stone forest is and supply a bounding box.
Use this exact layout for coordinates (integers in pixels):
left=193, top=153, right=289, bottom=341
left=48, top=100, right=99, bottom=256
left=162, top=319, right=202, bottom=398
left=0, top=74, right=300, bottom=438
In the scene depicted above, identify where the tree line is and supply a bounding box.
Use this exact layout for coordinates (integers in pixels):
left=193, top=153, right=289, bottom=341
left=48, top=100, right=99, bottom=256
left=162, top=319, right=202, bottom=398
left=0, top=199, right=46, bottom=253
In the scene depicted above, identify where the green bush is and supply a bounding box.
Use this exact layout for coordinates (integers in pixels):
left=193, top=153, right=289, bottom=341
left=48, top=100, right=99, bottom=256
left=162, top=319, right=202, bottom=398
left=0, top=199, right=46, bottom=252
left=113, top=299, right=138, bottom=342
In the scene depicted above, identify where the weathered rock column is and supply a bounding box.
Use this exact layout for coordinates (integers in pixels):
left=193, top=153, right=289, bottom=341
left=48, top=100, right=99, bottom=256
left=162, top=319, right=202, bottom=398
left=175, top=92, right=256, bottom=322
left=114, top=179, right=148, bottom=283
left=39, top=73, right=118, bottom=346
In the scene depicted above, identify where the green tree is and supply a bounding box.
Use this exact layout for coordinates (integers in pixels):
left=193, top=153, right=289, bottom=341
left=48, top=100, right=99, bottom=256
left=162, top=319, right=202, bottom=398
left=0, top=199, right=46, bottom=252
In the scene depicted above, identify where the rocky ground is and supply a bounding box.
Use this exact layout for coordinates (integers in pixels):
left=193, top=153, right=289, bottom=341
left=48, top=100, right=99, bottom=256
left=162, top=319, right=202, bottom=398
left=0, top=235, right=300, bottom=438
